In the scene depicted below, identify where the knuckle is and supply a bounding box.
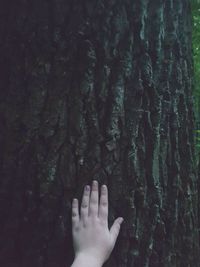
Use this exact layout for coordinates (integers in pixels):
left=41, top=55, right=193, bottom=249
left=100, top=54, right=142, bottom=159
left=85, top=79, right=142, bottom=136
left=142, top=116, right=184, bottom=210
left=83, top=222, right=87, bottom=228
left=72, top=212, right=77, bottom=217
left=99, top=219, right=106, bottom=226
left=73, top=225, right=80, bottom=232
left=91, top=198, right=98, bottom=204
left=89, top=210, right=98, bottom=218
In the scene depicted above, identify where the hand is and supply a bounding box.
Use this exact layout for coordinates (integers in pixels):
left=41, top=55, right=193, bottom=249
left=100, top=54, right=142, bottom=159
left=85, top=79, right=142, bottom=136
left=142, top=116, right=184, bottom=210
left=71, top=180, right=124, bottom=266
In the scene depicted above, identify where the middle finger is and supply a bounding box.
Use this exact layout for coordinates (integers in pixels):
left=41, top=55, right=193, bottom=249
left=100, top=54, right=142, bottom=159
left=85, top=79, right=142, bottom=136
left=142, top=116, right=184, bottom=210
left=89, top=180, right=99, bottom=217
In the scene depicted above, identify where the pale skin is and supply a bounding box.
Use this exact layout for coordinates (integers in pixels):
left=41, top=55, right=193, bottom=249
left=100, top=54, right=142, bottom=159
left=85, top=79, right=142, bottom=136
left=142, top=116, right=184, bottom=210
left=71, top=180, right=124, bottom=267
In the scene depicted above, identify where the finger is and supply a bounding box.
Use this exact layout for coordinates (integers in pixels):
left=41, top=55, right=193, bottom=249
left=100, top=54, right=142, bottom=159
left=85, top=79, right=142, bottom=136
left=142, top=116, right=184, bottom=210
left=89, top=180, right=99, bottom=217
left=110, top=217, right=124, bottom=244
left=72, top=198, right=80, bottom=227
left=80, top=185, right=90, bottom=222
left=98, top=184, right=108, bottom=223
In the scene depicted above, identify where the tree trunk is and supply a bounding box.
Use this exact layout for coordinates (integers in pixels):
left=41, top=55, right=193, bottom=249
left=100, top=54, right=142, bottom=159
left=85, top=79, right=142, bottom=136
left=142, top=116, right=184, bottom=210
left=0, top=0, right=199, bottom=266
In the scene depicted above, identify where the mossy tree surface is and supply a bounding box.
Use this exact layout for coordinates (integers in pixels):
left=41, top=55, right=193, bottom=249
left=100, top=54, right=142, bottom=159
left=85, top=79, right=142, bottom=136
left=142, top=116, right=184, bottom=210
left=0, top=0, right=199, bottom=267
left=192, top=0, right=200, bottom=160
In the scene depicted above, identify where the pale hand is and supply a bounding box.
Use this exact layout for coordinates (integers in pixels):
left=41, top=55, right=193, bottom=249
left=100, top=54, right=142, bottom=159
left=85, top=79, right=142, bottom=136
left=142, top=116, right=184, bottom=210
left=71, top=180, right=124, bottom=267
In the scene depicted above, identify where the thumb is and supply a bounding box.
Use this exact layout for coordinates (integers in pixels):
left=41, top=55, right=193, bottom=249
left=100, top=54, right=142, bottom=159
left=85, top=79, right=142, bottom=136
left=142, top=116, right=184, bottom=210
left=110, top=217, right=124, bottom=244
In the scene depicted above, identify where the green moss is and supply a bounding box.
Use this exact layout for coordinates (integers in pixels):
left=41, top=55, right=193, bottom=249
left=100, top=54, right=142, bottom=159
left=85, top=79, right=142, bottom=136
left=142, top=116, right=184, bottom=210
left=192, top=0, right=200, bottom=157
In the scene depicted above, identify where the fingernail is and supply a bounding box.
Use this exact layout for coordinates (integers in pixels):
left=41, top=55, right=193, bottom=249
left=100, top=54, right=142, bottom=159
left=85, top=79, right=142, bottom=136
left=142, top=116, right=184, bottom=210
left=85, top=185, right=90, bottom=191
left=119, top=217, right=124, bottom=223
left=73, top=198, right=78, bottom=205
left=93, top=180, right=98, bottom=187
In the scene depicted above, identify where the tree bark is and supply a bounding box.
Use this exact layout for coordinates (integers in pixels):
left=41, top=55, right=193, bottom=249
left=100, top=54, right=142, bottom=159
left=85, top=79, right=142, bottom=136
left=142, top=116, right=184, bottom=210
left=0, top=0, right=199, bottom=266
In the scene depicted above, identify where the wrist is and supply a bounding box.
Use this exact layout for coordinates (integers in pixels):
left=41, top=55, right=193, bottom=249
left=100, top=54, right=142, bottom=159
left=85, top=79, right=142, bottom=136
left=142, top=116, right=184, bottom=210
left=72, top=253, right=103, bottom=267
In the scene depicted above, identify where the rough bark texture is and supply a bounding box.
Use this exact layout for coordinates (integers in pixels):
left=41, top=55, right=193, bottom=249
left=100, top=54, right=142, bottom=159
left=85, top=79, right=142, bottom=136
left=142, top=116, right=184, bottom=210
left=0, top=0, right=199, bottom=266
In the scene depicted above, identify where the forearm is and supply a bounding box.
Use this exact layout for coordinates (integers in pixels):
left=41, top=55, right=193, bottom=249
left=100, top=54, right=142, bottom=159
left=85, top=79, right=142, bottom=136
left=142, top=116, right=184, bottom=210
left=71, top=254, right=103, bottom=267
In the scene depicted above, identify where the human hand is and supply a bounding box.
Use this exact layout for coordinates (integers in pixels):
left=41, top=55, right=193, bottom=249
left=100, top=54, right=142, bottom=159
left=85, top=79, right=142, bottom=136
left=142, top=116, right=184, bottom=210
left=71, top=180, right=124, bottom=267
